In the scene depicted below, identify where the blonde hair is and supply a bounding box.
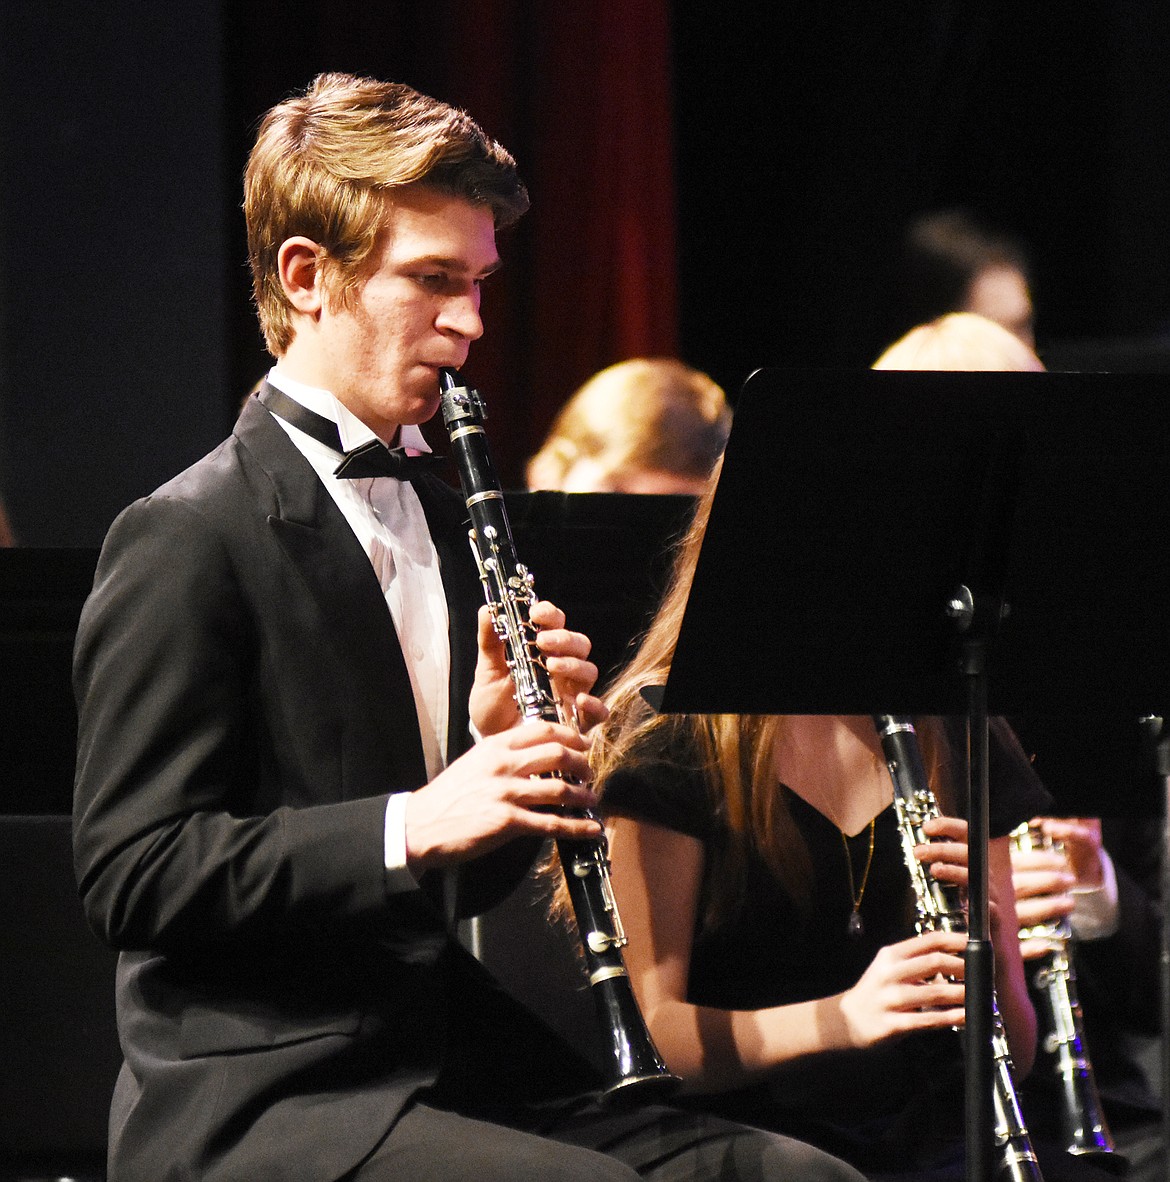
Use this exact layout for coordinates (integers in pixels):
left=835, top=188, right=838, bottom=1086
left=526, top=358, right=730, bottom=492
left=872, top=312, right=1045, bottom=373
left=245, top=72, right=529, bottom=356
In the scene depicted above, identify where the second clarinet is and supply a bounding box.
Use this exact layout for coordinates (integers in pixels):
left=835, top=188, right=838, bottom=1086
left=875, top=715, right=1044, bottom=1182
left=1011, top=822, right=1116, bottom=1162
left=438, top=367, right=679, bottom=1105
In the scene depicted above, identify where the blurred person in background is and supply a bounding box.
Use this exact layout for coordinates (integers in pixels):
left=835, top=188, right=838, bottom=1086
left=526, top=358, right=730, bottom=495
left=872, top=311, right=1044, bottom=372
left=893, top=208, right=1036, bottom=350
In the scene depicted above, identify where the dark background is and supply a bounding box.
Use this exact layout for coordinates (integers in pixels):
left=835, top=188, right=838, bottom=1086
left=3, top=1, right=1169, bottom=547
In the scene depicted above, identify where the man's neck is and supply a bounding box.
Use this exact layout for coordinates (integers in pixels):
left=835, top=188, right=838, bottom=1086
left=273, top=334, right=332, bottom=395
left=267, top=367, right=429, bottom=455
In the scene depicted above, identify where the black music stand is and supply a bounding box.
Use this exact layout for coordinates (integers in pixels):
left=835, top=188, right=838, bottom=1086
left=658, top=368, right=1170, bottom=1182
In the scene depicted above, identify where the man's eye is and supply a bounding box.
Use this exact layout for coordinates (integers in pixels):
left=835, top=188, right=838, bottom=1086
left=416, top=273, right=447, bottom=290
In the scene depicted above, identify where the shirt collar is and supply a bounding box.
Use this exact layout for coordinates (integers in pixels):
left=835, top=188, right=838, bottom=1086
left=266, top=368, right=432, bottom=456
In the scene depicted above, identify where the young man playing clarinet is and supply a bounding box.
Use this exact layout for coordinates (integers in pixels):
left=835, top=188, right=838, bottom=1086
left=73, top=72, right=863, bottom=1182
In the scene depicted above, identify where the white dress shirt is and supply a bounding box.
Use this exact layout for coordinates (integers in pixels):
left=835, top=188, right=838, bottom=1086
left=264, top=369, right=449, bottom=891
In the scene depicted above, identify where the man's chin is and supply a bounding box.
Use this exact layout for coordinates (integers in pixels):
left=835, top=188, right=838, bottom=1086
left=406, top=369, right=450, bottom=417
left=400, top=391, right=443, bottom=427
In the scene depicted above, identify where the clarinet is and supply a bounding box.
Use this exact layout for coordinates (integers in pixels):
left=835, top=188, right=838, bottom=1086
left=439, top=367, right=679, bottom=1106
left=1010, top=823, right=1116, bottom=1162
left=874, top=715, right=1044, bottom=1182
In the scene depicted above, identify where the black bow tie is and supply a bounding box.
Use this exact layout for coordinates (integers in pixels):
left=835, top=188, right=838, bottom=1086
left=330, top=439, right=446, bottom=479
left=257, top=381, right=444, bottom=480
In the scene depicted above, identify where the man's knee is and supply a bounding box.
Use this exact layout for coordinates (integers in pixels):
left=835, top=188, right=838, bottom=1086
left=755, top=1133, right=868, bottom=1182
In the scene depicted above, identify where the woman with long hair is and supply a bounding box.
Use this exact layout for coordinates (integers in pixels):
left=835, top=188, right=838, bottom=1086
left=589, top=464, right=1118, bottom=1182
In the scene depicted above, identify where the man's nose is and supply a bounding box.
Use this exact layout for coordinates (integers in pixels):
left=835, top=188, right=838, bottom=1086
left=438, top=294, right=484, bottom=341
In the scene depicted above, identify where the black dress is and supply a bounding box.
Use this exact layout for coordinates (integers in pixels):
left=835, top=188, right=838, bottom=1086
left=600, top=716, right=1118, bottom=1180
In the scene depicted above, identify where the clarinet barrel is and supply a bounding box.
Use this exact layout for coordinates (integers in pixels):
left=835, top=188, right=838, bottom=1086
left=438, top=367, right=678, bottom=1106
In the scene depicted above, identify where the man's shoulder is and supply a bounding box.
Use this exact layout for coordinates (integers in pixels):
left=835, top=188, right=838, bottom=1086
left=155, top=433, right=246, bottom=497
left=122, top=401, right=294, bottom=526
left=114, top=435, right=255, bottom=539
left=95, top=437, right=287, bottom=583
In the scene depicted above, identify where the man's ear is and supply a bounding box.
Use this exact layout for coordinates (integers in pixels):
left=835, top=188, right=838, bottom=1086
left=277, top=237, right=324, bottom=315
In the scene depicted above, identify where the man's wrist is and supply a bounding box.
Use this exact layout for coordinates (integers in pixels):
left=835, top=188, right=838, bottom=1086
left=384, top=792, right=420, bottom=893
left=1069, top=848, right=1119, bottom=941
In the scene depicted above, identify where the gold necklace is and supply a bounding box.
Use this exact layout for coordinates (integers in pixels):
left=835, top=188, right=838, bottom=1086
left=841, top=818, right=876, bottom=939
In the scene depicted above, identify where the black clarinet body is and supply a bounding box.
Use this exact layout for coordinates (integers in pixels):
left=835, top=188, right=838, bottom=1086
left=874, top=715, right=1044, bottom=1182
left=1011, top=823, right=1117, bottom=1162
left=438, top=367, right=679, bottom=1106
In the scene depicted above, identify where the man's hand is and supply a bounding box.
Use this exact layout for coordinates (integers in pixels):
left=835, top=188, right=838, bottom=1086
left=1035, top=816, right=1106, bottom=890
left=1010, top=816, right=1105, bottom=958
left=403, top=719, right=603, bottom=874
left=1010, top=827, right=1075, bottom=947
left=468, top=600, right=606, bottom=737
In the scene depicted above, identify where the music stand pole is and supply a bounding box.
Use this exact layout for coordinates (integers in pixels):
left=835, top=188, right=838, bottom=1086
left=1159, top=735, right=1170, bottom=1176
left=962, top=630, right=996, bottom=1182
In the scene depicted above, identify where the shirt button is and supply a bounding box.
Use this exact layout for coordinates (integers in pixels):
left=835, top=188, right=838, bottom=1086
left=412, top=644, right=425, bottom=660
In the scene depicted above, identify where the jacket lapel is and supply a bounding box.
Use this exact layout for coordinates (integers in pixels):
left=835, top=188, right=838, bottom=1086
left=235, top=398, right=430, bottom=790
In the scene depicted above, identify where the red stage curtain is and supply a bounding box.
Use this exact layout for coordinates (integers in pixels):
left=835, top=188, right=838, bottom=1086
left=431, top=1, right=680, bottom=481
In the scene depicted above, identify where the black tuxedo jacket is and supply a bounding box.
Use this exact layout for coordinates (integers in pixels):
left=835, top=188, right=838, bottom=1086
left=73, top=398, right=541, bottom=1181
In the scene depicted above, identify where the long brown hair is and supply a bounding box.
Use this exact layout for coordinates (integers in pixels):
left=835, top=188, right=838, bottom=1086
left=592, top=459, right=953, bottom=930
